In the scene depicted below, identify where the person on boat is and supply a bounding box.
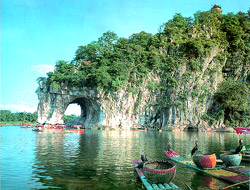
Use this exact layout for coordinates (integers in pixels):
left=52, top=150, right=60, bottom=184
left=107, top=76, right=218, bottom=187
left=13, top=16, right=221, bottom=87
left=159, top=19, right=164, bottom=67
left=191, top=140, right=198, bottom=156
left=137, top=151, right=148, bottom=168
left=234, top=139, right=243, bottom=154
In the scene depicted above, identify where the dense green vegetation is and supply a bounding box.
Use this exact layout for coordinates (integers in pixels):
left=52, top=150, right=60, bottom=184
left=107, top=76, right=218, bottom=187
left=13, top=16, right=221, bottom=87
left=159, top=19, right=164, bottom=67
left=0, top=110, right=77, bottom=124
left=215, top=79, right=250, bottom=127
left=38, top=5, right=250, bottom=127
left=0, top=110, right=38, bottom=123
left=63, top=114, right=77, bottom=122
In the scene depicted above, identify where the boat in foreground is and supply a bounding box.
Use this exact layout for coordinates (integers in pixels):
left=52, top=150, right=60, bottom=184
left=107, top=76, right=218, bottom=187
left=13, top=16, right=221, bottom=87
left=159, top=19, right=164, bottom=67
left=133, top=159, right=180, bottom=190
left=164, top=151, right=249, bottom=189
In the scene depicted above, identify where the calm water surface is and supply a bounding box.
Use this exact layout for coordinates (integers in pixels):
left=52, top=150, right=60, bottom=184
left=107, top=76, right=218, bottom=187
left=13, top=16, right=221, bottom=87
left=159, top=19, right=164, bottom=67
left=1, top=126, right=249, bottom=190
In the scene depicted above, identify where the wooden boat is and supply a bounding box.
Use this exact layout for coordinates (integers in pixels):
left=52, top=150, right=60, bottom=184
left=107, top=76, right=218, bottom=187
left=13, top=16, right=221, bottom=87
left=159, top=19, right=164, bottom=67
left=67, top=129, right=85, bottom=132
left=54, top=125, right=70, bottom=133
left=67, top=125, right=85, bottom=133
left=133, top=159, right=180, bottom=190
left=220, top=153, right=242, bottom=167
left=212, top=128, right=234, bottom=132
left=132, top=127, right=148, bottom=131
left=21, top=124, right=33, bottom=128
left=233, top=127, right=250, bottom=134
left=164, top=151, right=249, bottom=189
left=192, top=154, right=216, bottom=169
left=32, top=125, right=43, bottom=131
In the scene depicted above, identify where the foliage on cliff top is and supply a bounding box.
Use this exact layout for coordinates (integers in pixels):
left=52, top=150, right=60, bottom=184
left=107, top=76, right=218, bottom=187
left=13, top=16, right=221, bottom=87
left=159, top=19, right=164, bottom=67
left=41, top=6, right=250, bottom=91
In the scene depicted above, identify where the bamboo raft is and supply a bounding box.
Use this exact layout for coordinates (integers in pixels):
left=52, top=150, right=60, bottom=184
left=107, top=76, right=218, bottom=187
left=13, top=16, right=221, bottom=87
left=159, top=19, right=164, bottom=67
left=164, top=151, right=249, bottom=189
left=133, top=160, right=181, bottom=190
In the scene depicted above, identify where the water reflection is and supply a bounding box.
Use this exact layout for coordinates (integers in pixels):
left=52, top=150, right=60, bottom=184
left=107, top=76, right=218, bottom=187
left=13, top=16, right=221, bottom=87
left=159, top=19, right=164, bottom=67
left=32, top=130, right=142, bottom=189
left=1, top=126, right=249, bottom=190
left=191, top=172, right=217, bottom=190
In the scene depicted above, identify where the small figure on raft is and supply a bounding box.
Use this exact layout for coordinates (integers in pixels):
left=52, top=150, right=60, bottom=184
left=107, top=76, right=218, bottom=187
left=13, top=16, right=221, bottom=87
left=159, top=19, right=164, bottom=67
left=191, top=140, right=198, bottom=156
left=136, top=151, right=148, bottom=168
left=234, top=139, right=243, bottom=154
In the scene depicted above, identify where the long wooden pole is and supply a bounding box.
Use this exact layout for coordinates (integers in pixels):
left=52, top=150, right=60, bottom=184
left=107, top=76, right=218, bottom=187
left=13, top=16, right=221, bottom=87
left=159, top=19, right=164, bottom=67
left=220, top=180, right=249, bottom=190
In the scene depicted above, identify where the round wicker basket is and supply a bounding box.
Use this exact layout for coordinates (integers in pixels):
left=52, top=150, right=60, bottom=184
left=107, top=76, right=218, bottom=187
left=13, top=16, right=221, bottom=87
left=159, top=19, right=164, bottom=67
left=193, top=154, right=216, bottom=169
left=142, top=160, right=176, bottom=184
left=220, top=153, right=242, bottom=167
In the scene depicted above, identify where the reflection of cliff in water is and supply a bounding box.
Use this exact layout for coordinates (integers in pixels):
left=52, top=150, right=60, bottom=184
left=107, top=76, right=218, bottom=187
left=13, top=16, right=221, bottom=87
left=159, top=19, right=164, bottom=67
left=32, top=132, right=100, bottom=189
left=32, top=130, right=139, bottom=189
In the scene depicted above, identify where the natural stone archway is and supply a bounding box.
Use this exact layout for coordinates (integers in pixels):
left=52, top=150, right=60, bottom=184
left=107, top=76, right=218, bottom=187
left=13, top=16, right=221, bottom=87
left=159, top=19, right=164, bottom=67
left=64, top=97, right=105, bottom=128
left=36, top=82, right=106, bottom=128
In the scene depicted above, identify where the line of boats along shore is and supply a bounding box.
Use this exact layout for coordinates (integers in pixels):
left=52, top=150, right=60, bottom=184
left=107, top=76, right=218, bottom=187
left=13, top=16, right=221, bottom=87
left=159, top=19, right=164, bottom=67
left=19, top=124, right=250, bottom=189
left=21, top=124, right=85, bottom=133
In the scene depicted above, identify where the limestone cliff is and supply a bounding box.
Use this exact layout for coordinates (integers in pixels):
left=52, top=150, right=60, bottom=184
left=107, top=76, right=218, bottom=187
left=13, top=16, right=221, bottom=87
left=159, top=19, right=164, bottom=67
left=36, top=47, right=226, bottom=130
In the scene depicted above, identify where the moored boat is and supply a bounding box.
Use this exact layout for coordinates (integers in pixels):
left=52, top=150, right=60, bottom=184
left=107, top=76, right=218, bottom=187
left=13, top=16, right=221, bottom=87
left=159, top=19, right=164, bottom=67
left=32, top=125, right=43, bottom=131
left=133, top=159, right=180, bottom=190
left=233, top=127, right=250, bottom=134
left=21, top=124, right=33, bottom=128
left=55, top=125, right=69, bottom=133
left=67, top=125, right=85, bottom=133
left=192, top=154, right=216, bottom=169
left=131, top=126, right=148, bottom=131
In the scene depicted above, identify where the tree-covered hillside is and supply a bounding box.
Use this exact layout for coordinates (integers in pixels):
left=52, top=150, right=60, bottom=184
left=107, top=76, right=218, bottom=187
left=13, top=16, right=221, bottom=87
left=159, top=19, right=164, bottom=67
left=38, top=5, right=250, bottom=127
left=0, top=110, right=76, bottom=124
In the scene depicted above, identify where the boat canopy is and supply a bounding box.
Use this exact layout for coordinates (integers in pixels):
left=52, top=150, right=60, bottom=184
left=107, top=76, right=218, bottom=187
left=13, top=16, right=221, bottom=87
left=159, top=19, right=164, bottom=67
left=233, top=127, right=250, bottom=134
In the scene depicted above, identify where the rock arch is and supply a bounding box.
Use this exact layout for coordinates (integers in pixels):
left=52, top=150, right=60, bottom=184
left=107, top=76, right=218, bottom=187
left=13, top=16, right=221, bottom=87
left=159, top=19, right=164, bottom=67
left=36, top=82, right=105, bottom=128
left=65, top=97, right=105, bottom=128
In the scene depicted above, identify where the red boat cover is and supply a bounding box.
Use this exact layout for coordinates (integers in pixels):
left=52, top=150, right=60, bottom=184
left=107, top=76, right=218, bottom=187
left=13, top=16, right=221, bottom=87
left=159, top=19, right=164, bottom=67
left=234, top=127, right=250, bottom=134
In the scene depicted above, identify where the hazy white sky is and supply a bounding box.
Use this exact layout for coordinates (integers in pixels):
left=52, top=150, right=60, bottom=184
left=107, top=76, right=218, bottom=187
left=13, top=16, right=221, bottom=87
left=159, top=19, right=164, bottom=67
left=1, top=0, right=250, bottom=115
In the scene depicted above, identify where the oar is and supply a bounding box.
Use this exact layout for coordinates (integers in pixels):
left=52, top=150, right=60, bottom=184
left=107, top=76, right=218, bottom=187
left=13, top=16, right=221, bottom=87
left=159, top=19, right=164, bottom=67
left=220, top=181, right=249, bottom=190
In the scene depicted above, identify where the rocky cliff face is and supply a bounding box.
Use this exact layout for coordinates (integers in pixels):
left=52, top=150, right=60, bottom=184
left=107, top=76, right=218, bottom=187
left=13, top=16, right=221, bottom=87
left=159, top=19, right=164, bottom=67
left=36, top=47, right=226, bottom=130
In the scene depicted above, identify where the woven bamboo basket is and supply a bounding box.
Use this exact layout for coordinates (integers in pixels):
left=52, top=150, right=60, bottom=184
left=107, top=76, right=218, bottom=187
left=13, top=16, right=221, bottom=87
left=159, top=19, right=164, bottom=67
left=142, top=160, right=176, bottom=184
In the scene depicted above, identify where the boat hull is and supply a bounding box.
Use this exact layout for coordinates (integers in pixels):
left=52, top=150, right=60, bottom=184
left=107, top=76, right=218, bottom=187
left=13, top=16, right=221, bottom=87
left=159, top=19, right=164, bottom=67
left=220, top=153, right=242, bottom=167
left=67, top=129, right=85, bottom=133
left=193, top=154, right=216, bottom=169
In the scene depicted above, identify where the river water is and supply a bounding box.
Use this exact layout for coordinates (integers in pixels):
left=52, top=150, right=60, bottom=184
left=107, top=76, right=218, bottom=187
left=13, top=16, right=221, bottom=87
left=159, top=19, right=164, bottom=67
left=1, top=126, right=249, bottom=190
